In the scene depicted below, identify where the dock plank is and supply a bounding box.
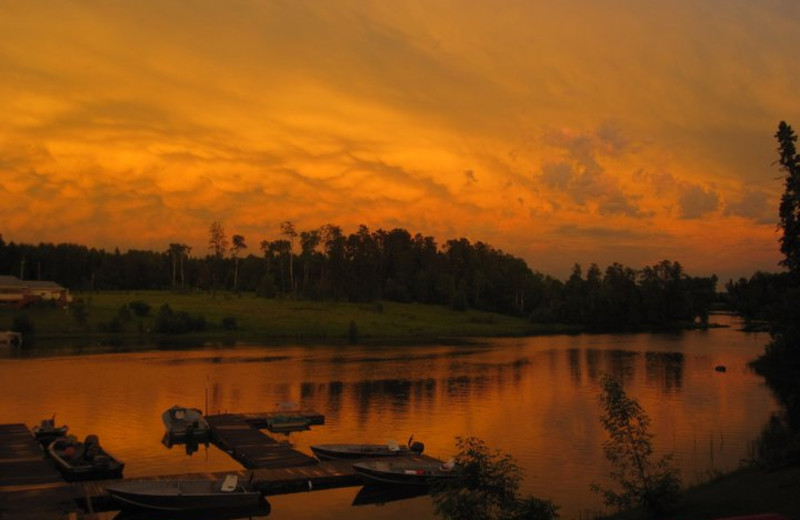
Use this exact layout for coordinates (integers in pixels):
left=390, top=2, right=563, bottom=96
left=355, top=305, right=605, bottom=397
left=0, top=423, right=79, bottom=519
left=206, top=414, right=318, bottom=469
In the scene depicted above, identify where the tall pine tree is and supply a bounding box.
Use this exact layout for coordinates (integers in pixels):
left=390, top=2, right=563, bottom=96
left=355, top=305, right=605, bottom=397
left=776, top=121, right=800, bottom=275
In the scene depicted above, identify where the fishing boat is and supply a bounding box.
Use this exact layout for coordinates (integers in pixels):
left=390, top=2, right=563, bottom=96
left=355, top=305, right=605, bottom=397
left=31, top=415, right=68, bottom=446
left=311, top=436, right=425, bottom=460
left=48, top=435, right=125, bottom=481
left=352, top=459, right=459, bottom=487
left=162, top=405, right=210, bottom=441
left=106, top=474, right=263, bottom=512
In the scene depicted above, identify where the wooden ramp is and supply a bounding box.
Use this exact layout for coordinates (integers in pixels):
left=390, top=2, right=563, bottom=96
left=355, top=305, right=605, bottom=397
left=0, top=423, right=78, bottom=519
left=207, top=414, right=318, bottom=469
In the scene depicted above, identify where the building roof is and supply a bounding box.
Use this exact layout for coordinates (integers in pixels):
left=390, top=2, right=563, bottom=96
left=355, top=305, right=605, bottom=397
left=0, top=276, right=65, bottom=290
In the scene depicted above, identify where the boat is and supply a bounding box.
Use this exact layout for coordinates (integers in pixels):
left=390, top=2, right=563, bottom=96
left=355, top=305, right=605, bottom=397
left=352, top=458, right=459, bottom=487
left=161, top=431, right=208, bottom=456
left=162, top=405, right=210, bottom=441
left=48, top=434, right=125, bottom=481
left=265, top=414, right=310, bottom=433
left=106, top=474, right=263, bottom=512
left=263, top=401, right=313, bottom=434
left=0, top=330, right=22, bottom=347
left=31, top=415, right=68, bottom=446
left=311, top=436, right=425, bottom=460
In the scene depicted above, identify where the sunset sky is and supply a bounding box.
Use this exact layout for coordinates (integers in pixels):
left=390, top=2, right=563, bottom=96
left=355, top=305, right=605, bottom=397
left=2, top=1, right=798, bottom=281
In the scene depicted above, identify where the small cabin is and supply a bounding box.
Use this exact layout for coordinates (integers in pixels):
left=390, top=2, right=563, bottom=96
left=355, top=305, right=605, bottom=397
left=0, top=275, right=71, bottom=308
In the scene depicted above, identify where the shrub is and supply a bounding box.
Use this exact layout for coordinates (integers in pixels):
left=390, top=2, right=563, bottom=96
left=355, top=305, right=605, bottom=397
left=153, top=303, right=206, bottom=334
left=222, top=316, right=238, bottom=330
left=591, top=374, right=681, bottom=513
left=128, top=300, right=151, bottom=317
left=348, top=320, right=359, bottom=344
left=431, top=436, right=559, bottom=520
left=11, top=315, right=35, bottom=336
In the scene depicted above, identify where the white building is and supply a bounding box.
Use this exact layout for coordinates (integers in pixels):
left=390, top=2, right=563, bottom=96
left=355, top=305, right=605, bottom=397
left=0, top=275, right=71, bottom=307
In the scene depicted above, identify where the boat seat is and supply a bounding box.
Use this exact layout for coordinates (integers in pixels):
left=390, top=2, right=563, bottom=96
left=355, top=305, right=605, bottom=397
left=221, top=474, right=238, bottom=492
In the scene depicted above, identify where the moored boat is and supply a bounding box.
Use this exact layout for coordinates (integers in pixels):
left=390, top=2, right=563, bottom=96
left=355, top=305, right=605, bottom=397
left=31, top=415, right=69, bottom=446
left=352, top=459, right=459, bottom=487
left=162, top=405, right=210, bottom=441
left=48, top=435, right=125, bottom=481
left=311, top=437, right=425, bottom=460
left=106, top=474, right=263, bottom=512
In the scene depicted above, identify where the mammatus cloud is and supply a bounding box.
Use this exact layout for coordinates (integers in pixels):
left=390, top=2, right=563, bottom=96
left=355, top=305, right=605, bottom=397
left=678, top=184, right=720, bottom=219
left=1, top=0, right=793, bottom=280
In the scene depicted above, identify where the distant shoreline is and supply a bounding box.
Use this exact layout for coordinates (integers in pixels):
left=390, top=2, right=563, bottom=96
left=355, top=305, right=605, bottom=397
left=1, top=290, right=737, bottom=351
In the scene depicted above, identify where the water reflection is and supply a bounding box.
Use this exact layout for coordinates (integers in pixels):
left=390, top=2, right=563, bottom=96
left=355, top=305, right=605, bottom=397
left=0, top=316, right=778, bottom=519
left=161, top=431, right=209, bottom=456
left=351, top=485, right=430, bottom=506
left=111, top=501, right=271, bottom=520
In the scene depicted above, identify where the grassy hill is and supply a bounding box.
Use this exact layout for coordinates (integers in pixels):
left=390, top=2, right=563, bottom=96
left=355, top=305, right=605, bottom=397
left=2, top=290, right=572, bottom=347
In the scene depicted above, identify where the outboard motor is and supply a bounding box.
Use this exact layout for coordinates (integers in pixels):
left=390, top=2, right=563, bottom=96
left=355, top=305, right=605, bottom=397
left=410, top=441, right=425, bottom=454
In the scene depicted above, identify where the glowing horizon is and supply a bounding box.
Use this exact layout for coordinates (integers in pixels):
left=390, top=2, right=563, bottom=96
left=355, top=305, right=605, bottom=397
left=2, top=1, right=798, bottom=281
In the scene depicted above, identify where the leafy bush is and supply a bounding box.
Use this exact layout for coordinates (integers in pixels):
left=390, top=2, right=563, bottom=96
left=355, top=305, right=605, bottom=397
left=11, top=314, right=34, bottom=336
left=97, top=317, right=123, bottom=333
left=117, top=304, right=132, bottom=321
left=431, top=436, right=559, bottom=520
left=348, top=320, right=359, bottom=344
left=153, top=303, right=206, bottom=334
left=71, top=304, right=88, bottom=328
left=222, top=316, right=238, bottom=330
left=128, top=300, right=151, bottom=317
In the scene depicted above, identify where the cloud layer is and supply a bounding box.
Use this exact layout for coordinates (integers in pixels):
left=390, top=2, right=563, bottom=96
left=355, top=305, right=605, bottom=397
left=1, top=0, right=797, bottom=281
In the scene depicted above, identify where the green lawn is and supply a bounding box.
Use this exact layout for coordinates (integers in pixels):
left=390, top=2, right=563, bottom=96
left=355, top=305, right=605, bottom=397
left=1, top=290, right=568, bottom=346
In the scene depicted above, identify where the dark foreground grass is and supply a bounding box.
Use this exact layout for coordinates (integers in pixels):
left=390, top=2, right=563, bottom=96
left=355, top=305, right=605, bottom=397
left=598, top=465, right=800, bottom=520
left=1, top=290, right=574, bottom=347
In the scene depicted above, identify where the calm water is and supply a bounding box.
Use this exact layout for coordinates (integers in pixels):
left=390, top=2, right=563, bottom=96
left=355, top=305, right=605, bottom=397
left=0, top=314, right=779, bottom=519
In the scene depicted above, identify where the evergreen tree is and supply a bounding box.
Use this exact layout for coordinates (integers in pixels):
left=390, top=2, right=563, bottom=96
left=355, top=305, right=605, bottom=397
left=776, top=121, right=800, bottom=274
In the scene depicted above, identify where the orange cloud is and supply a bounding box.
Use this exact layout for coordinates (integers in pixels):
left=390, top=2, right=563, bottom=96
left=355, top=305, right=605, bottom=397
left=0, top=1, right=793, bottom=281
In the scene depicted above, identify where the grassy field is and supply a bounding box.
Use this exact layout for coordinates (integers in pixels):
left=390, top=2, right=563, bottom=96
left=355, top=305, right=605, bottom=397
left=1, top=290, right=572, bottom=346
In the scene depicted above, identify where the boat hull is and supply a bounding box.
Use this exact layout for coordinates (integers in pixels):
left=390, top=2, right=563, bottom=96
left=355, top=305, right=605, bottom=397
left=48, top=438, right=124, bottom=481
left=352, top=460, right=459, bottom=487
left=32, top=426, right=69, bottom=446
left=162, top=406, right=210, bottom=441
left=106, top=480, right=263, bottom=512
left=311, top=444, right=413, bottom=460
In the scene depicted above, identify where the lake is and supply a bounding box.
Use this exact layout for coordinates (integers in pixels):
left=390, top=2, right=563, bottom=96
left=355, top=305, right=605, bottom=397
left=0, top=314, right=779, bottom=519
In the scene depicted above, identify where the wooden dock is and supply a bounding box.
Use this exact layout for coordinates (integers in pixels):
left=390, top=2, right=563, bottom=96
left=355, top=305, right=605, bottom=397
left=74, top=453, right=438, bottom=511
left=0, top=423, right=78, bottom=519
left=206, top=413, right=318, bottom=468
left=1, top=413, right=441, bottom=517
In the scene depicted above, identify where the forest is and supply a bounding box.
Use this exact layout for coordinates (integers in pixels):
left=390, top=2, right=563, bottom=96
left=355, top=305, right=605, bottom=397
left=0, top=223, right=717, bottom=332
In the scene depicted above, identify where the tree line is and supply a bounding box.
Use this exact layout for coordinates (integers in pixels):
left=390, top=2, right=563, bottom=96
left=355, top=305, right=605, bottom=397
left=0, top=223, right=717, bottom=331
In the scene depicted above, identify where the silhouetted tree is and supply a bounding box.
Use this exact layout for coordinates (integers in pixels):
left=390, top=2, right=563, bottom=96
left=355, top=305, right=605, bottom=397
left=592, top=374, right=681, bottom=513
left=231, top=234, right=247, bottom=293
left=776, top=121, right=800, bottom=275
left=280, top=221, right=297, bottom=296
left=208, top=221, right=229, bottom=297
